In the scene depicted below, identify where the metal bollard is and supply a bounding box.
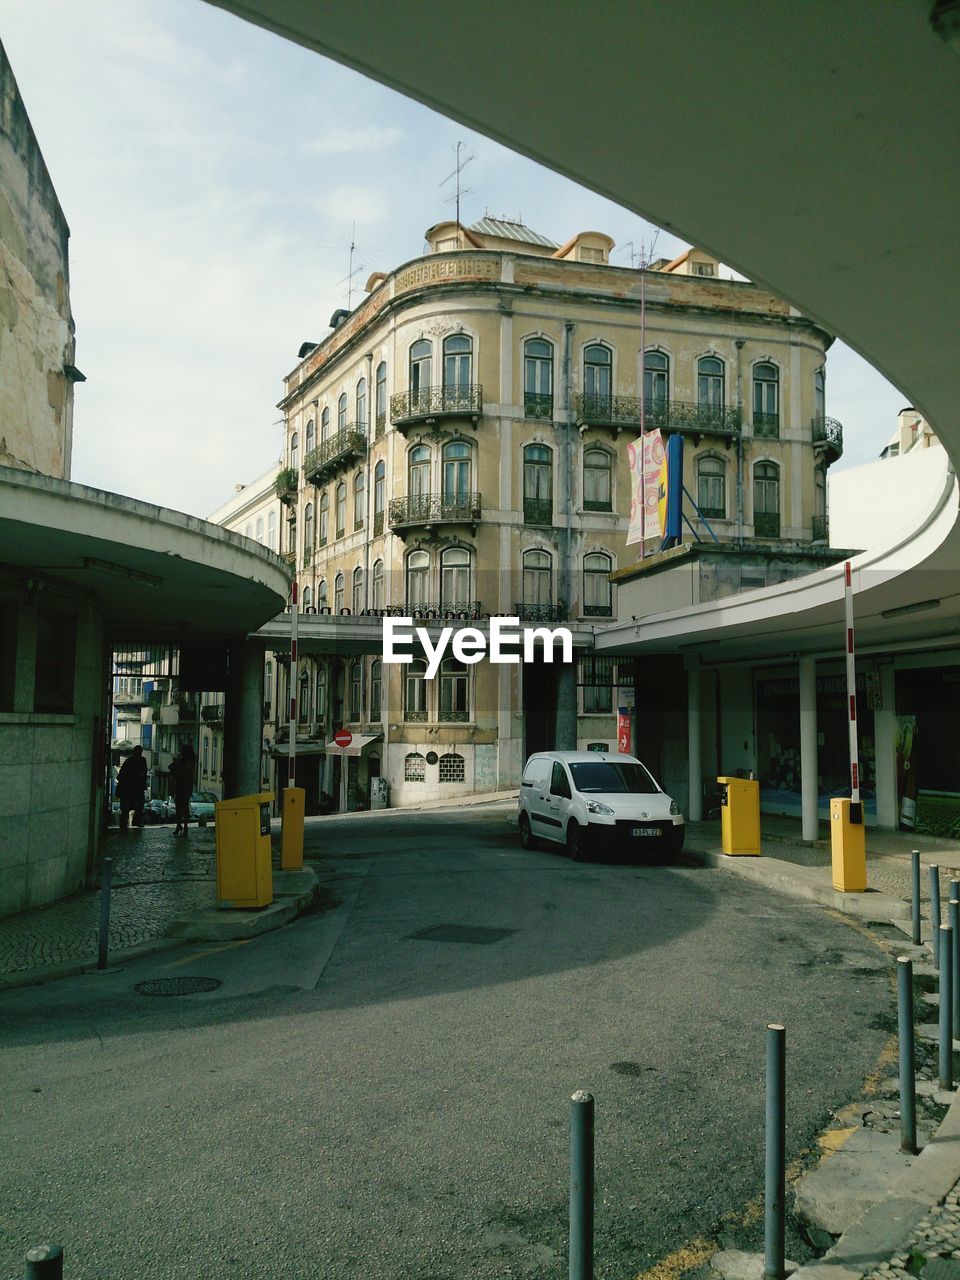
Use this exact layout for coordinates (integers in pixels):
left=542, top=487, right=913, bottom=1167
left=97, top=857, right=113, bottom=971
left=941, top=925, right=954, bottom=1091
left=911, top=850, right=922, bottom=945
left=25, top=1243, right=63, bottom=1277
left=951, top=899, right=960, bottom=1042
left=951, top=879, right=959, bottom=908
left=897, top=956, right=918, bottom=1154
left=569, top=1091, right=594, bottom=1280
left=931, top=865, right=942, bottom=969
left=765, top=1024, right=786, bottom=1280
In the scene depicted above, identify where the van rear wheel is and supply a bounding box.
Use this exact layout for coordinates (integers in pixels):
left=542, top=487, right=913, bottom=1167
left=519, top=813, right=536, bottom=850
left=567, top=822, right=589, bottom=861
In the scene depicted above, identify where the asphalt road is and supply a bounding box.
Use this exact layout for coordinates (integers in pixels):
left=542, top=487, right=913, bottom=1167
left=0, top=803, right=894, bottom=1279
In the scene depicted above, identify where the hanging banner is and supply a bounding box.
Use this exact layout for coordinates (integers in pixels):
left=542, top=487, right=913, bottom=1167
left=617, top=708, right=632, bottom=754
left=626, top=429, right=665, bottom=546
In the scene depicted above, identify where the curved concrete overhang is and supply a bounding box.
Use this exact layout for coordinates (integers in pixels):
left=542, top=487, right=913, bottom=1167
left=0, top=466, right=290, bottom=641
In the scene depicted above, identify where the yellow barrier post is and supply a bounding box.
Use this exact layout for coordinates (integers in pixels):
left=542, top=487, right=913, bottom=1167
left=281, top=786, right=305, bottom=870
left=717, top=775, right=761, bottom=856
left=214, top=792, right=274, bottom=908
left=830, top=798, right=866, bottom=891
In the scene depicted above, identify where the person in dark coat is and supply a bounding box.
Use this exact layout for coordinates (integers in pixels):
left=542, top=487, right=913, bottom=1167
left=116, top=745, right=148, bottom=831
left=170, top=743, right=196, bottom=837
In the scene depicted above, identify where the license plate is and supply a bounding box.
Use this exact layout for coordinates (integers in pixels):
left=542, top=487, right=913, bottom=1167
left=632, top=826, right=659, bottom=837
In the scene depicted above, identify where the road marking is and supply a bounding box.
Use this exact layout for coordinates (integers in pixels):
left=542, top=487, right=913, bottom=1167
left=162, top=940, right=250, bottom=969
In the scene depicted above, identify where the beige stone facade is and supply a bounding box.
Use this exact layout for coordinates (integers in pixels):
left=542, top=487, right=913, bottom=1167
left=275, top=219, right=841, bottom=811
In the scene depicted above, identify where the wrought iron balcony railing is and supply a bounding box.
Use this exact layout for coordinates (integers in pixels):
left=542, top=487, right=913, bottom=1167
left=514, top=602, right=567, bottom=624
left=576, top=394, right=742, bottom=436
left=752, top=412, right=780, bottom=438
left=389, top=492, right=482, bottom=529
left=754, top=511, right=781, bottom=539
left=373, top=511, right=384, bottom=537
left=582, top=603, right=614, bottom=618
left=390, top=384, right=483, bottom=427
left=303, top=427, right=366, bottom=482
left=523, top=498, right=553, bottom=526
left=811, top=514, right=829, bottom=543
left=524, top=393, right=554, bottom=420
left=811, top=416, right=844, bottom=459
left=438, top=709, right=470, bottom=722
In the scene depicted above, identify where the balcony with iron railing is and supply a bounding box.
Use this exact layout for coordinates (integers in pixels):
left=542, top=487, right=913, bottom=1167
left=811, top=514, right=829, bottom=543
left=523, top=498, right=553, bottom=527
left=752, top=412, right=780, bottom=439
left=524, top=392, right=554, bottom=420
left=575, top=394, right=742, bottom=438
left=811, top=416, right=844, bottom=462
left=513, top=602, right=567, bottom=624
left=389, top=492, right=482, bottom=535
left=275, top=466, right=298, bottom=506
left=303, top=426, right=367, bottom=483
left=390, top=384, right=483, bottom=431
left=754, top=511, right=781, bottom=539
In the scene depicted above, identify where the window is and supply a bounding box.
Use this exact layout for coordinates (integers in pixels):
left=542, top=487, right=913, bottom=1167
left=579, top=245, right=604, bottom=262
left=372, top=559, right=385, bottom=610
left=522, top=549, right=553, bottom=615
left=316, top=665, right=326, bottom=720
left=321, top=406, right=330, bottom=441
left=443, top=333, right=472, bottom=402
left=352, top=565, right=364, bottom=614
left=583, top=552, right=613, bottom=617
left=336, top=482, right=346, bottom=537
left=354, top=470, right=365, bottom=530
left=318, top=579, right=328, bottom=611
left=441, top=547, right=471, bottom=612
left=287, top=516, right=297, bottom=556
left=814, top=366, right=825, bottom=422
left=523, top=444, right=552, bottom=525
left=524, top=338, right=553, bottom=418
left=753, top=362, right=779, bottom=434
left=583, top=447, right=612, bottom=511
left=583, top=684, right=613, bottom=714
left=698, top=356, right=725, bottom=410
left=406, top=550, right=430, bottom=609
left=34, top=608, right=76, bottom=713
left=442, top=441, right=471, bottom=507
left=298, top=669, right=310, bottom=723
left=375, top=361, right=387, bottom=435
left=697, top=455, right=726, bottom=518
left=754, top=461, right=780, bottom=538
left=374, top=460, right=385, bottom=536
left=203, top=738, right=209, bottom=773
left=643, top=350, right=669, bottom=408
left=290, top=431, right=299, bottom=472
left=405, top=751, right=426, bottom=782
left=408, top=444, right=431, bottom=502
left=350, top=659, right=362, bottom=721
left=212, top=735, right=218, bottom=778
left=256, top=516, right=264, bottom=543
left=334, top=572, right=344, bottom=613
left=337, top=392, right=347, bottom=432
left=813, top=467, right=827, bottom=541
left=302, top=585, right=312, bottom=609
left=264, top=661, right=273, bottom=714
left=268, top=510, right=277, bottom=550
left=319, top=491, right=329, bottom=545
left=692, top=261, right=716, bottom=277
left=439, top=659, right=469, bottom=721
left=356, top=377, right=367, bottom=431
left=305, top=418, right=315, bottom=456
left=410, top=339, right=432, bottom=411
left=370, top=659, right=382, bottom=721
left=303, top=501, right=314, bottom=552
left=439, top=752, right=466, bottom=782
left=405, top=659, right=428, bottom=720
left=583, top=344, right=612, bottom=407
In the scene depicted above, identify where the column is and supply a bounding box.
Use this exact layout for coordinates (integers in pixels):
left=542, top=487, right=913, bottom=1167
left=688, top=664, right=702, bottom=821
left=222, top=639, right=264, bottom=799
left=799, top=655, right=818, bottom=841
left=874, top=665, right=898, bottom=829
left=555, top=663, right=577, bottom=751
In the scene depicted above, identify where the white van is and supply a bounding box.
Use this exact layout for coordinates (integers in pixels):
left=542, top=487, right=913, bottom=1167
left=518, top=750, right=684, bottom=860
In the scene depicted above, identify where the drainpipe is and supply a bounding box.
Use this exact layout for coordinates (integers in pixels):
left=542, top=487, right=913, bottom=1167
left=561, top=322, right=575, bottom=613
left=363, top=351, right=374, bottom=732
left=735, top=339, right=745, bottom=543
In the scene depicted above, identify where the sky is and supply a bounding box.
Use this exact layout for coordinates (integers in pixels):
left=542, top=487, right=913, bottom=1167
left=1, top=0, right=908, bottom=520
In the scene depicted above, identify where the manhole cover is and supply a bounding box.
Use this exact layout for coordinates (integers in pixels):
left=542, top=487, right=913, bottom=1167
left=609, top=1061, right=649, bottom=1077
left=408, top=925, right=515, bottom=945
left=133, top=976, right=222, bottom=996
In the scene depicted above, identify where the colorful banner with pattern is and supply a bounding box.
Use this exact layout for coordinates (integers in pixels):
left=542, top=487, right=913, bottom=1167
left=626, top=429, right=665, bottom=546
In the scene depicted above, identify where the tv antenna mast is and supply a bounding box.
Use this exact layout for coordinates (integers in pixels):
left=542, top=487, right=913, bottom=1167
left=439, top=141, right=476, bottom=244
left=335, top=221, right=367, bottom=311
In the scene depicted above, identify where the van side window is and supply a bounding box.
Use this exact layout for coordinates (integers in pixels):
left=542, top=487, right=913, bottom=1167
left=550, top=762, right=570, bottom=798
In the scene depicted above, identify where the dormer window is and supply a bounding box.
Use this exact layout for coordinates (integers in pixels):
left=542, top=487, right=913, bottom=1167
left=692, top=262, right=717, bottom=277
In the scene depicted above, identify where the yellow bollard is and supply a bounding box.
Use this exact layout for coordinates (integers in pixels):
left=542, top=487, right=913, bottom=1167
left=717, top=776, right=761, bottom=856
left=830, top=797, right=866, bottom=892
left=281, top=786, right=305, bottom=870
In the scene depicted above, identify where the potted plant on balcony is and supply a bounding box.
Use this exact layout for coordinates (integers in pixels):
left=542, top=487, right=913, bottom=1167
left=275, top=467, right=298, bottom=504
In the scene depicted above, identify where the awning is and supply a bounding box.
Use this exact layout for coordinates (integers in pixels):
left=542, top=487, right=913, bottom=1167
left=269, top=741, right=327, bottom=758
left=323, top=734, right=383, bottom=758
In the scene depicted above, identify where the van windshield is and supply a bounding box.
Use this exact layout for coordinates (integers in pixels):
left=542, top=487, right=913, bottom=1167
left=568, top=761, right=658, bottom=794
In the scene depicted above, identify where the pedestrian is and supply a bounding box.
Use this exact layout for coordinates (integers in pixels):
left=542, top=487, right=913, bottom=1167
left=170, top=742, right=196, bottom=837
left=116, top=745, right=148, bottom=831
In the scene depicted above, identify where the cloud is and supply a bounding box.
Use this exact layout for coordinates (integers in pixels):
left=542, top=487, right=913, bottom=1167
left=300, top=125, right=406, bottom=156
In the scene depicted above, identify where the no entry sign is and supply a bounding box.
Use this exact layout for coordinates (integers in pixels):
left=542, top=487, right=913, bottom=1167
left=334, top=728, right=352, bottom=749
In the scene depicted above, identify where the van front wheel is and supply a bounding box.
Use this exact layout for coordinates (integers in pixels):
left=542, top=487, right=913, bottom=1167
left=567, top=821, right=589, bottom=862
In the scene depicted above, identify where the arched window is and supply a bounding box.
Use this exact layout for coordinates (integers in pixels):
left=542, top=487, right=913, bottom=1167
left=583, top=344, right=612, bottom=407
left=754, top=461, right=780, bottom=538
left=441, top=547, right=471, bottom=612
left=290, top=431, right=299, bottom=471
left=814, top=366, right=825, bottom=422
left=354, top=470, right=365, bottom=530
left=268, top=509, right=277, bottom=550
left=375, top=361, right=387, bottom=435
left=697, top=455, right=726, bottom=518
left=302, top=584, right=312, bottom=609
left=356, top=377, right=367, bottom=430
left=523, top=549, right=553, bottom=615
left=583, top=447, right=612, bottom=511
left=439, top=660, right=469, bottom=721
left=583, top=552, right=613, bottom=617
left=318, top=578, right=328, bottom=610
left=443, top=333, right=472, bottom=402
left=349, top=659, right=362, bottom=720
left=256, top=515, right=264, bottom=543
left=438, top=752, right=466, bottom=783
left=409, top=339, right=432, bottom=412
left=319, top=490, right=329, bottom=545
left=442, top=440, right=471, bottom=506
left=372, top=558, right=385, bottom=610
left=753, top=362, right=779, bottom=434
left=352, top=565, right=364, bottom=614
left=524, top=338, right=553, bottom=418
left=298, top=668, right=309, bottom=724
left=404, top=659, right=428, bottom=721
left=316, top=665, right=326, bottom=720
left=336, top=482, right=346, bottom=536
left=408, top=445, right=431, bottom=514
left=374, top=460, right=385, bottom=535
left=370, top=659, right=382, bottom=721
left=406, top=550, right=430, bottom=610
left=287, top=515, right=297, bottom=556
left=305, top=418, right=315, bottom=456
left=303, top=501, right=314, bottom=551
left=320, top=406, right=330, bottom=441
left=644, top=350, right=669, bottom=415
left=813, top=467, right=827, bottom=541
left=523, top=444, right=553, bottom=525
left=337, top=392, right=347, bottom=432
left=334, top=572, right=344, bottom=613
left=405, top=751, right=426, bottom=781
left=698, top=356, right=725, bottom=411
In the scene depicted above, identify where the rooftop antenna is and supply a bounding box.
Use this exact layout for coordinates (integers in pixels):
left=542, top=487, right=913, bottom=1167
left=439, top=141, right=475, bottom=244
left=336, top=221, right=364, bottom=310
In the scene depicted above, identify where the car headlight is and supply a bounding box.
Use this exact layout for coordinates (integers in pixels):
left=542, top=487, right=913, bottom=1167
left=669, top=799, right=679, bottom=816
left=585, top=800, right=615, bottom=816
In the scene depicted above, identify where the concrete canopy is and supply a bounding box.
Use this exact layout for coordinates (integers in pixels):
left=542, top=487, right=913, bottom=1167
left=1, top=466, right=289, bottom=641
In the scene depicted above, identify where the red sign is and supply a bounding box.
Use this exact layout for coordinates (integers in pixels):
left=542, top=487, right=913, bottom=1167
left=334, top=729, right=352, bottom=749
left=617, top=710, right=631, bottom=755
